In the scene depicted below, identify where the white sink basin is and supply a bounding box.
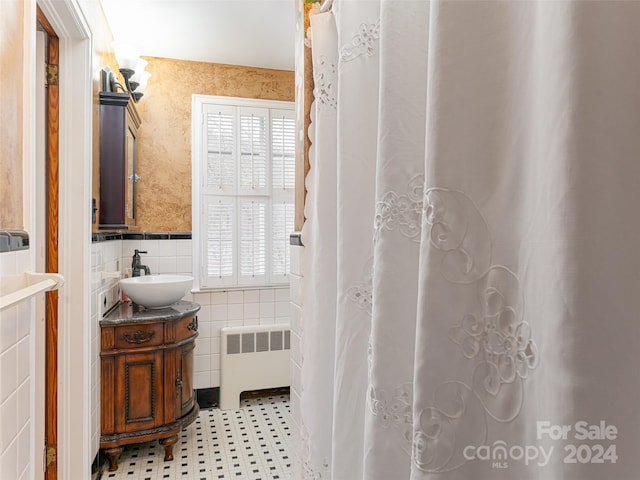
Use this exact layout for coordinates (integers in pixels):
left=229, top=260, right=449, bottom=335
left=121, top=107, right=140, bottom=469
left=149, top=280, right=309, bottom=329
left=120, top=274, right=193, bottom=309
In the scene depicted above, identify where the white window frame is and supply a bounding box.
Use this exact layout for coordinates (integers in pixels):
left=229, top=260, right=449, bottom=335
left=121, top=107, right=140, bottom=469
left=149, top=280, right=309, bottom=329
left=192, top=95, right=295, bottom=290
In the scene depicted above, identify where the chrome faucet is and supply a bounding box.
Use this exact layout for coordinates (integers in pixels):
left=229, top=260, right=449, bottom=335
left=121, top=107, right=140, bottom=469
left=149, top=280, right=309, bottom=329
left=131, top=249, right=151, bottom=277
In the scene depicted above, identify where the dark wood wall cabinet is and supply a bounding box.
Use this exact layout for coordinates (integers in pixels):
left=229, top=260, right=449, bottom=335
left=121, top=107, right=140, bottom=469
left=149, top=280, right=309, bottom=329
left=99, top=91, right=141, bottom=230
left=100, top=301, right=200, bottom=472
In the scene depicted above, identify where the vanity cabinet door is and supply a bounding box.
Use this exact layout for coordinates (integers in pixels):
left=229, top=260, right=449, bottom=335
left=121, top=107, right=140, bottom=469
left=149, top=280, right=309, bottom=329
left=174, top=341, right=196, bottom=419
left=124, top=120, right=137, bottom=222
left=115, top=350, right=163, bottom=433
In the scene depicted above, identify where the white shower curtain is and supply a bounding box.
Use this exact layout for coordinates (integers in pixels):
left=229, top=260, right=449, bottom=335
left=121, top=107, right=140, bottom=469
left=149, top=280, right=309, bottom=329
left=300, top=1, right=640, bottom=479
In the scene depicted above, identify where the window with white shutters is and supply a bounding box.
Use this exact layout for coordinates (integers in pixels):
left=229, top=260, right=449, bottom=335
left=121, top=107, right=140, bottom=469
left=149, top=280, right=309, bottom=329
left=193, top=96, right=295, bottom=289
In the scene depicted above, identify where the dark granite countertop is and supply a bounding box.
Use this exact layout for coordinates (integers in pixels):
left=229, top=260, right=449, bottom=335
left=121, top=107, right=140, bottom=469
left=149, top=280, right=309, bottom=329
left=100, top=300, right=201, bottom=325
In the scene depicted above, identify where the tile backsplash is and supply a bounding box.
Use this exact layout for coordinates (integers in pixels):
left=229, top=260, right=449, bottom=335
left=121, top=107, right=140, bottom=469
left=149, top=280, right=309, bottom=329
left=120, top=239, right=193, bottom=277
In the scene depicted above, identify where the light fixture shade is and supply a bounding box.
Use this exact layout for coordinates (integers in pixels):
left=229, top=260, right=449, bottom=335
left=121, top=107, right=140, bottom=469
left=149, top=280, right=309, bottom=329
left=113, top=42, right=139, bottom=71
left=134, top=71, right=152, bottom=94
left=133, top=58, right=148, bottom=75
left=130, top=59, right=149, bottom=85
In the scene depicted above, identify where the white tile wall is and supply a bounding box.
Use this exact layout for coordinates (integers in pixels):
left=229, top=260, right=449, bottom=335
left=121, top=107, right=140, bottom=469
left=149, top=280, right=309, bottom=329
left=0, top=249, right=34, bottom=480
left=289, top=243, right=304, bottom=480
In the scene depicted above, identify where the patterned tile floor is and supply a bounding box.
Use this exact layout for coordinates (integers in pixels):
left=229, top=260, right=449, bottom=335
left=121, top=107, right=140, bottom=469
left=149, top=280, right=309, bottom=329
left=103, top=394, right=291, bottom=480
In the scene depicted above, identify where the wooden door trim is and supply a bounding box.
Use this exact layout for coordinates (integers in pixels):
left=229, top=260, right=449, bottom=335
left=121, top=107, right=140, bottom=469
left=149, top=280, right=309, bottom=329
left=38, top=5, right=60, bottom=479
left=36, top=5, right=55, bottom=35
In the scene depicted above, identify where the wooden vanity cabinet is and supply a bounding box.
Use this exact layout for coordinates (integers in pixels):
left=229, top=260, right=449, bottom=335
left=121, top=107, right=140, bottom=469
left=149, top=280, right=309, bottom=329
left=100, top=302, right=200, bottom=472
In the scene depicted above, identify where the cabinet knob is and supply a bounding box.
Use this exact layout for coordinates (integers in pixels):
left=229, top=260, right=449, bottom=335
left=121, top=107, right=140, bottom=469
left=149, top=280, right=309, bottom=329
left=128, top=173, right=141, bottom=182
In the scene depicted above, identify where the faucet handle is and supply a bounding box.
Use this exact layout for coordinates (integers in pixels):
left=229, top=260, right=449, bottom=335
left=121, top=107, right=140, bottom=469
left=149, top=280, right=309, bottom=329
left=134, top=249, right=148, bottom=255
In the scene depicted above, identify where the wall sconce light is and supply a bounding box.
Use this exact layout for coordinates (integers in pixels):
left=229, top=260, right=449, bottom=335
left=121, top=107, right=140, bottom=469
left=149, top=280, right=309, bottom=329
left=102, top=42, right=151, bottom=102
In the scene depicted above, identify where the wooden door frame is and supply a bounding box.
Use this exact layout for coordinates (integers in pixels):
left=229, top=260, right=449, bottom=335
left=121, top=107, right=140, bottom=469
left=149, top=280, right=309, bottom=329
left=35, top=7, right=59, bottom=479
left=35, top=1, right=93, bottom=478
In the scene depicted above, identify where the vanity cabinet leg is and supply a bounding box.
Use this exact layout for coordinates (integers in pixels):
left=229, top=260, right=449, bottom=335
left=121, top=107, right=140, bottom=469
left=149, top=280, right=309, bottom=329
left=104, top=446, right=123, bottom=472
left=160, top=434, right=179, bottom=461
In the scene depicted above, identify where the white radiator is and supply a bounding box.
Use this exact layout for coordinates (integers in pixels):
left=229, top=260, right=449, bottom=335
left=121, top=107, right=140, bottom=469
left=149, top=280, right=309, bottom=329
left=220, top=323, right=291, bottom=410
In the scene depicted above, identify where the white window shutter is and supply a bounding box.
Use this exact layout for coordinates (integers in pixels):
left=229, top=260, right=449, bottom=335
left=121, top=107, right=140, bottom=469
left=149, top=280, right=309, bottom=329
left=203, top=196, right=236, bottom=287
left=203, top=104, right=236, bottom=195
left=238, top=107, right=269, bottom=195
left=270, top=110, right=296, bottom=193
left=271, top=201, right=294, bottom=280
left=195, top=97, right=294, bottom=290
left=238, top=198, right=267, bottom=284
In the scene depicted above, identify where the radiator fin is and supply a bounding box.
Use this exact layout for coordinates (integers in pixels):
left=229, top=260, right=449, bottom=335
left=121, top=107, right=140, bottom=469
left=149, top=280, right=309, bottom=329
left=242, top=333, right=255, bottom=353
left=227, top=334, right=240, bottom=354
left=256, top=332, right=269, bottom=352
left=270, top=331, right=283, bottom=351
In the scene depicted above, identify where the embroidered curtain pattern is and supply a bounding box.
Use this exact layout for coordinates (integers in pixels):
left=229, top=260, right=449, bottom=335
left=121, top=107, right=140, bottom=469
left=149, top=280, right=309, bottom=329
left=299, top=1, right=640, bottom=479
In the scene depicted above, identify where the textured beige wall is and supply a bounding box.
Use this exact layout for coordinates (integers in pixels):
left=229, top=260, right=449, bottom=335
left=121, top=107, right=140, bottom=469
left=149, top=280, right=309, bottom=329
left=0, top=1, right=24, bottom=229
left=134, top=57, right=295, bottom=232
